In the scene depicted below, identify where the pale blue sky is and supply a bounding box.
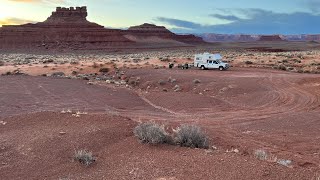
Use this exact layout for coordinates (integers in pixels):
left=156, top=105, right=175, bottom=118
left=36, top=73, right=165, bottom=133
left=0, top=0, right=319, bottom=34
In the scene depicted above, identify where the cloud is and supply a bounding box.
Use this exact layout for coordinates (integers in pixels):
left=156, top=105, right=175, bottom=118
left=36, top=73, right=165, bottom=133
left=156, top=9, right=320, bottom=34
left=0, top=17, right=36, bottom=26
left=154, top=17, right=202, bottom=30
left=209, top=14, right=242, bottom=21
left=305, top=0, right=320, bottom=13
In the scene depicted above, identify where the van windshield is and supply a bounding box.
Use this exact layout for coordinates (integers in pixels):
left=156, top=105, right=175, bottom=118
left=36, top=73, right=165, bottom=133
left=216, top=60, right=223, bottom=63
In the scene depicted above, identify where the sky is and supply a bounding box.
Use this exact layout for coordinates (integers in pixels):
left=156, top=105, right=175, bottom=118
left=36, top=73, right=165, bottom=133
left=0, top=0, right=320, bottom=34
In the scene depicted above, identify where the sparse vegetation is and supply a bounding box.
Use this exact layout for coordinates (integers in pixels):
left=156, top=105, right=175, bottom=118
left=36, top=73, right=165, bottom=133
left=0, top=60, right=4, bottom=66
left=74, top=150, right=96, bottom=166
left=278, top=64, right=287, bottom=71
left=99, top=67, right=109, bottom=73
left=245, top=60, right=253, bottom=65
left=254, top=149, right=278, bottom=163
left=193, top=79, right=201, bottom=84
left=158, top=79, right=166, bottom=85
left=134, top=122, right=209, bottom=149
left=254, top=149, right=268, bottom=160
left=133, top=122, right=171, bottom=144
left=174, top=125, right=209, bottom=149
left=92, top=62, right=99, bottom=68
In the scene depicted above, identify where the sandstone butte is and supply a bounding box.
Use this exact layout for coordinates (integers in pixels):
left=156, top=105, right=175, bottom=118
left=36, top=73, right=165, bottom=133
left=0, top=6, right=204, bottom=51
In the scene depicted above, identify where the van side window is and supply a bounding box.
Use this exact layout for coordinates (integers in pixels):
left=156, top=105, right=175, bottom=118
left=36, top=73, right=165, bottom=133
left=213, top=61, right=218, bottom=64
left=208, top=60, right=213, bottom=64
left=196, top=57, right=201, bottom=60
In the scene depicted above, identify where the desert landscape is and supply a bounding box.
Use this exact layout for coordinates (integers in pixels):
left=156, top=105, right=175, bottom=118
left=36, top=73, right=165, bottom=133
left=0, top=4, right=320, bottom=180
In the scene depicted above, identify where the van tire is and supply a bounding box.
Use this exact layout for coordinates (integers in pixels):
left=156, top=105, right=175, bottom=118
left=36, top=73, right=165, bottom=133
left=219, top=66, right=224, bottom=71
left=201, top=66, right=205, bottom=70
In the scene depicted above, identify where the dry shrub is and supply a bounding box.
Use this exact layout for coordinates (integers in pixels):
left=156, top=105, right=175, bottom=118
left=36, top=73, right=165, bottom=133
left=174, top=125, right=209, bottom=149
left=254, top=149, right=268, bottom=160
left=74, top=150, right=96, bottom=166
left=134, top=122, right=171, bottom=144
left=193, top=79, right=201, bottom=84
left=99, top=67, right=109, bottom=73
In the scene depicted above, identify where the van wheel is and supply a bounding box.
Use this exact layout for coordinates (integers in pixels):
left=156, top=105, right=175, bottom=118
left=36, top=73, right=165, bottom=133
left=201, top=66, right=205, bottom=70
left=219, top=66, right=224, bottom=71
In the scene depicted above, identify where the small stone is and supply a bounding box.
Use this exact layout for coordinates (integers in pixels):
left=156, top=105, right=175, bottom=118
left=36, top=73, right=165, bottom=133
left=205, top=149, right=213, bottom=154
left=59, top=131, right=66, bottom=135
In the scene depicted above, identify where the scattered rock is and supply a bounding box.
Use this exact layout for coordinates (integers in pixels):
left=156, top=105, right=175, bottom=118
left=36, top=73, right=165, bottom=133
left=59, top=131, right=66, bottom=135
left=173, top=85, right=181, bottom=92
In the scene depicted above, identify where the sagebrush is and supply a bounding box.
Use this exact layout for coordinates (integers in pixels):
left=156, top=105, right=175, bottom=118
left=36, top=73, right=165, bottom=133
left=175, top=125, right=209, bottom=149
left=74, top=150, right=95, bottom=166
left=134, top=122, right=171, bottom=144
left=134, top=122, right=209, bottom=149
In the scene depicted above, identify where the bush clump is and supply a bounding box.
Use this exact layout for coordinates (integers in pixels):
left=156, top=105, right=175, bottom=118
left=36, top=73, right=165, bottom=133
left=193, top=79, right=201, bottom=84
left=245, top=61, right=253, bottom=65
left=74, top=150, right=96, bottom=166
left=99, top=67, right=109, bottom=73
left=134, top=122, right=209, bottom=149
left=175, top=125, right=209, bottom=149
left=134, top=122, right=171, bottom=144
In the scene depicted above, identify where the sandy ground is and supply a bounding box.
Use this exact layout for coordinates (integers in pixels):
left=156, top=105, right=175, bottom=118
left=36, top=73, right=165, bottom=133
left=0, top=65, right=319, bottom=179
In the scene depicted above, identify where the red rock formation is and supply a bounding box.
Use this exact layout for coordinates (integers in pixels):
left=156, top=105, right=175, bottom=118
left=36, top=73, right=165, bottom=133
left=258, top=35, right=285, bottom=41
left=125, top=23, right=204, bottom=44
left=0, top=6, right=133, bottom=50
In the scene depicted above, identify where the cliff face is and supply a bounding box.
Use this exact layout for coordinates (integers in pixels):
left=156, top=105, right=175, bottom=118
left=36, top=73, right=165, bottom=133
left=125, top=23, right=204, bottom=44
left=0, top=6, right=133, bottom=50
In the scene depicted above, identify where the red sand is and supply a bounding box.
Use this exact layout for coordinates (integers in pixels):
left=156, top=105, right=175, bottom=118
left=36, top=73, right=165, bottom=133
left=0, top=67, right=319, bottom=179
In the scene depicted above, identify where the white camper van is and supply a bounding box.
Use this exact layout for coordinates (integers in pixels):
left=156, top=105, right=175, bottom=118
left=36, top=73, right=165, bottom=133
left=194, top=53, right=229, bottom=71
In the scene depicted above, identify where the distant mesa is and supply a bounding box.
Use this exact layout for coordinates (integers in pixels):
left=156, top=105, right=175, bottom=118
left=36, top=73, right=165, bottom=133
left=258, top=35, right=285, bottom=41
left=125, top=23, right=204, bottom=44
left=0, top=7, right=204, bottom=51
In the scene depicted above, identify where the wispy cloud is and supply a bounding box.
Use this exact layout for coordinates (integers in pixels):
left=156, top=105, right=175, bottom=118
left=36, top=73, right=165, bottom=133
left=0, top=17, right=36, bottom=26
left=305, top=0, right=320, bottom=13
left=154, top=17, right=202, bottom=30
left=209, top=14, right=242, bottom=21
left=156, top=8, right=320, bottom=34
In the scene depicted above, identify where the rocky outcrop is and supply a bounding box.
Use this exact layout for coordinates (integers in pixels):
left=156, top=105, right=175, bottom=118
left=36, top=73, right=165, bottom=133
left=125, top=23, right=204, bottom=44
left=0, top=6, right=133, bottom=50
